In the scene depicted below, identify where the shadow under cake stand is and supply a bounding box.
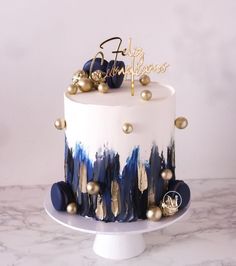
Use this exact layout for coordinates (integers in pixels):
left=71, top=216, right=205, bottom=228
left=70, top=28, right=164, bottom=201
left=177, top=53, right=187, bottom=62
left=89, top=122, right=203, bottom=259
left=44, top=191, right=190, bottom=260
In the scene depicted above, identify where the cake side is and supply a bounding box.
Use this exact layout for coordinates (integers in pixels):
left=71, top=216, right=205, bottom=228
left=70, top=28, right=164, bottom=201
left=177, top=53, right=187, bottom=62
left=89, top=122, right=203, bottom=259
left=64, top=80, right=176, bottom=169
left=63, top=81, right=177, bottom=222
left=51, top=37, right=190, bottom=224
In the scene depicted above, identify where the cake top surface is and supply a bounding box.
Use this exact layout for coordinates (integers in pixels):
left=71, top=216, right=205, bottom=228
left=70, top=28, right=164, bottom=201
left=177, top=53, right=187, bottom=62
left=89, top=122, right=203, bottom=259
left=65, top=80, right=175, bottom=107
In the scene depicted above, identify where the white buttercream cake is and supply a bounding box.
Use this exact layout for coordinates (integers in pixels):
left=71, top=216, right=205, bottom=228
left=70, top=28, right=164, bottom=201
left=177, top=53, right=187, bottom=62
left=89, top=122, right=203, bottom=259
left=50, top=38, right=190, bottom=223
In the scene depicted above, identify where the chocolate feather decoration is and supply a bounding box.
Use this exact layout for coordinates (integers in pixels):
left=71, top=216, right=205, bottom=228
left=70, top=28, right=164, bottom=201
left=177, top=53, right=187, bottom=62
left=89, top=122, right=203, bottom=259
left=111, top=180, right=121, bottom=217
left=79, top=163, right=87, bottom=193
left=138, top=163, right=148, bottom=194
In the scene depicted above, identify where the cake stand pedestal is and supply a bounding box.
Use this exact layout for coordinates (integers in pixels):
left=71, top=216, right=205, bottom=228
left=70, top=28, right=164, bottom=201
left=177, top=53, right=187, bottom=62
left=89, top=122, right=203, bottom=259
left=44, top=191, right=190, bottom=260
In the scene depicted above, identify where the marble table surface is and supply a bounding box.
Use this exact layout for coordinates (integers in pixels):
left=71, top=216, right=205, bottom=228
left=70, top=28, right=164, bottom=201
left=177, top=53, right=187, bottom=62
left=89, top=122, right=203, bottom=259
left=0, top=178, right=236, bottom=266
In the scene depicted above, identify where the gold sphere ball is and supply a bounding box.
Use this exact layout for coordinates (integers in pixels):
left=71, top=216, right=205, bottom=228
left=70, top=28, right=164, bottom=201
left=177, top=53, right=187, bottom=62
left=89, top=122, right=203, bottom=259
left=161, top=169, right=173, bottom=181
left=140, top=89, right=152, bottom=101
left=66, top=202, right=77, bottom=214
left=77, top=78, right=94, bottom=92
left=146, top=206, right=162, bottom=221
left=175, top=117, right=188, bottom=129
left=139, top=74, right=151, bottom=86
left=91, top=70, right=105, bottom=83
left=67, top=84, right=78, bottom=95
left=87, top=181, right=100, bottom=195
left=98, top=82, right=109, bottom=93
left=72, top=70, right=88, bottom=84
left=122, top=123, right=133, bottom=134
left=54, top=118, right=66, bottom=130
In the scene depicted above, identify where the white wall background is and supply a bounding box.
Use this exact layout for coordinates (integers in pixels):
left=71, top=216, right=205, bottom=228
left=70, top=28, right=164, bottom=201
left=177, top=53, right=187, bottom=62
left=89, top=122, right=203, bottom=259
left=0, top=0, right=236, bottom=186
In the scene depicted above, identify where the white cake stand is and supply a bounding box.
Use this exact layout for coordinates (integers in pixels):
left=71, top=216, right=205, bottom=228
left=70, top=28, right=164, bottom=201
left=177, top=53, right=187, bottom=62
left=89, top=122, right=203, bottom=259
left=44, top=191, right=190, bottom=260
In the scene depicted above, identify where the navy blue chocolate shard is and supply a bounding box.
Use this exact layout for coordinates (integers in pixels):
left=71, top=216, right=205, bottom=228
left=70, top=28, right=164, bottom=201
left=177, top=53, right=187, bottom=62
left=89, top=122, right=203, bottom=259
left=77, top=193, right=90, bottom=217
left=65, top=138, right=74, bottom=184
left=168, top=180, right=191, bottom=209
left=106, top=60, right=125, bottom=88
left=138, top=189, right=148, bottom=219
left=167, top=141, right=176, bottom=180
left=83, top=58, right=108, bottom=74
left=103, top=155, right=116, bottom=222
left=70, top=144, right=93, bottom=217
left=51, top=181, right=75, bottom=211
left=117, top=147, right=139, bottom=222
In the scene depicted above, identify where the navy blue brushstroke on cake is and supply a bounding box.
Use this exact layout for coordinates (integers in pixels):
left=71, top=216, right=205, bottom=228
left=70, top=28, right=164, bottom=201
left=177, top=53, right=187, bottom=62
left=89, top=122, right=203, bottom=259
left=64, top=138, right=175, bottom=223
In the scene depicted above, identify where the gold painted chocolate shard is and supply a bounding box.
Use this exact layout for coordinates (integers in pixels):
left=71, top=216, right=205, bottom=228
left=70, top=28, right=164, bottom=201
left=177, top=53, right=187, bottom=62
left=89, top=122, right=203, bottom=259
left=79, top=163, right=87, bottom=193
left=138, top=163, right=148, bottom=193
left=111, top=181, right=121, bottom=217
left=95, top=194, right=106, bottom=220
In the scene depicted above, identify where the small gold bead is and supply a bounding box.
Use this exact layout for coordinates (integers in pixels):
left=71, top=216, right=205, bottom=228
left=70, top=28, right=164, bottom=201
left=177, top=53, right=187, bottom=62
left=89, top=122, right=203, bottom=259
left=54, top=118, right=66, bottom=130
left=87, top=181, right=100, bottom=195
left=72, top=70, right=88, bottom=84
left=98, top=82, right=109, bottom=93
left=161, top=169, right=173, bottom=181
left=67, top=84, right=78, bottom=95
left=146, top=206, right=162, bottom=221
left=77, top=78, right=94, bottom=92
left=175, top=117, right=188, bottom=129
left=66, top=202, right=77, bottom=214
left=122, top=123, right=133, bottom=134
left=140, top=90, right=152, bottom=101
left=139, top=74, right=151, bottom=86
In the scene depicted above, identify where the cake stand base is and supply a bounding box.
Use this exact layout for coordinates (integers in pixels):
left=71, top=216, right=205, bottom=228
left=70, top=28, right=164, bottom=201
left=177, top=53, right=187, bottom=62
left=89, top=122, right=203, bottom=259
left=93, top=233, right=145, bottom=260
left=44, top=191, right=190, bottom=260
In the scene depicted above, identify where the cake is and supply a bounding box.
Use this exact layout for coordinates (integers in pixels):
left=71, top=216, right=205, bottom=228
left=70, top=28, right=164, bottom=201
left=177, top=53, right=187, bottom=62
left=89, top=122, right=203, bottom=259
left=51, top=37, right=191, bottom=223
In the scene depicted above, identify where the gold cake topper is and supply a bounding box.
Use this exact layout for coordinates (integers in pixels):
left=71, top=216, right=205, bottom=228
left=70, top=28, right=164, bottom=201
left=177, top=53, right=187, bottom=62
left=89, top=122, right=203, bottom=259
left=90, top=37, right=169, bottom=96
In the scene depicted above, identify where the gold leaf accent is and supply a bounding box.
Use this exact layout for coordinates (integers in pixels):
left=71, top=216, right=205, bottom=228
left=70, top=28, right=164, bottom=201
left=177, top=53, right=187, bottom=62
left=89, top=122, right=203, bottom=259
left=138, top=163, right=148, bottom=193
left=111, top=181, right=121, bottom=217
left=95, top=194, right=106, bottom=220
left=79, top=163, right=87, bottom=193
